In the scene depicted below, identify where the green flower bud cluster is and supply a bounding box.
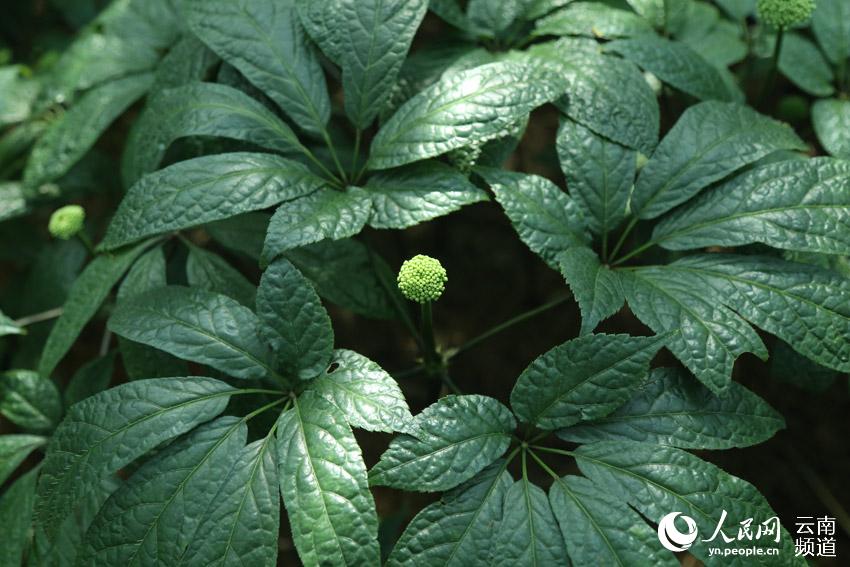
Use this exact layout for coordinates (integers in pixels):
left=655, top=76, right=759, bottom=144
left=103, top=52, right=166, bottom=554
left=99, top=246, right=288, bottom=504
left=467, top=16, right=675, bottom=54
left=397, top=255, right=447, bottom=304
left=48, top=205, right=85, bottom=240
left=757, top=0, right=815, bottom=28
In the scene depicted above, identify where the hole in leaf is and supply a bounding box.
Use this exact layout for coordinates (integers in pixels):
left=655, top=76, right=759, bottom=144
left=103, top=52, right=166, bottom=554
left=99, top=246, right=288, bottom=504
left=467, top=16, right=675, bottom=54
left=326, top=362, right=340, bottom=374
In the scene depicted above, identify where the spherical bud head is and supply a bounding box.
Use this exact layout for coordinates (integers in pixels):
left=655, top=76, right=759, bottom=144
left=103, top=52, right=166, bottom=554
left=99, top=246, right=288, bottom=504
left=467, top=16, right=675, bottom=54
left=48, top=205, right=85, bottom=240
left=757, top=0, right=815, bottom=28
left=397, top=255, right=448, bottom=304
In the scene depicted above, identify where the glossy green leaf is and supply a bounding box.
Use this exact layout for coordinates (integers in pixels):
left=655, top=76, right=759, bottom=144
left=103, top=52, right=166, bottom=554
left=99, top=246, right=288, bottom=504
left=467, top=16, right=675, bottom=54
left=620, top=265, right=768, bottom=393
left=206, top=212, right=270, bottom=262
left=541, top=42, right=660, bottom=154
left=38, top=240, right=151, bottom=377
left=184, top=0, right=331, bottom=136
left=556, top=118, right=636, bottom=236
left=0, top=467, right=39, bottom=567
left=64, top=353, right=115, bottom=408
left=549, top=474, right=677, bottom=566
left=0, top=434, right=45, bottom=487
left=682, top=20, right=747, bottom=68
left=812, top=0, right=850, bottom=65
left=467, top=0, right=532, bottom=35
left=109, top=286, right=276, bottom=380
left=256, top=257, right=333, bottom=380
left=369, top=60, right=568, bottom=170
left=559, top=247, right=624, bottom=335
left=510, top=333, right=668, bottom=430
left=0, top=370, right=61, bottom=432
left=121, top=82, right=303, bottom=187
left=285, top=239, right=399, bottom=319
left=116, top=246, right=188, bottom=380
left=262, top=187, right=372, bottom=262
left=23, top=73, right=153, bottom=190
left=365, top=162, right=488, bottom=229
left=631, top=101, right=805, bottom=219
left=100, top=153, right=326, bottom=251
left=370, top=395, right=516, bottom=492
left=386, top=461, right=513, bottom=567
left=0, top=66, right=38, bottom=127
left=778, top=33, right=835, bottom=97
left=664, top=255, right=850, bottom=374
left=0, top=182, right=28, bottom=223
left=152, top=36, right=220, bottom=90
left=653, top=158, right=850, bottom=255
left=813, top=99, right=850, bottom=159
left=559, top=367, right=785, bottom=449
left=76, top=417, right=248, bottom=565
left=0, top=308, right=23, bottom=337
left=606, top=36, right=732, bottom=101
left=340, top=0, right=428, bottom=129
left=310, top=349, right=414, bottom=433
left=575, top=441, right=803, bottom=564
left=771, top=339, right=839, bottom=392
left=186, top=245, right=256, bottom=307
left=295, top=0, right=346, bottom=63
left=180, top=433, right=280, bottom=566
left=35, top=376, right=235, bottom=538
left=492, top=478, right=568, bottom=566
left=535, top=2, right=653, bottom=39
left=276, top=392, right=380, bottom=567
left=480, top=168, right=589, bottom=269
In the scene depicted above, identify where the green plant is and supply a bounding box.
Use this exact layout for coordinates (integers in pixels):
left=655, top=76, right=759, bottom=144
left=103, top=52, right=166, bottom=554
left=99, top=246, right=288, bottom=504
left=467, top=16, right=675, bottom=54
left=2, top=0, right=849, bottom=566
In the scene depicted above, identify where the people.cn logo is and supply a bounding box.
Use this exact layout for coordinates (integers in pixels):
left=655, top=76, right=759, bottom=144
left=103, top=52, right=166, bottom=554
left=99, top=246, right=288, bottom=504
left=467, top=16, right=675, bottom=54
left=658, top=512, right=699, bottom=552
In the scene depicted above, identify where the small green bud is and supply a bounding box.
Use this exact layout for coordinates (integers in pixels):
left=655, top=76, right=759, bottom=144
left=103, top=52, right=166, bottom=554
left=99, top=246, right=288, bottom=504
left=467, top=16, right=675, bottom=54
left=48, top=205, right=85, bottom=240
left=397, top=255, right=447, bottom=304
left=757, top=0, right=815, bottom=28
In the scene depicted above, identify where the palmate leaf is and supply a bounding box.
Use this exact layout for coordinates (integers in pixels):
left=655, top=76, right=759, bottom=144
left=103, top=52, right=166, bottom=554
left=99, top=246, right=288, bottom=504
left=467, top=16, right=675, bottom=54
left=813, top=99, right=850, bottom=159
left=606, top=36, right=734, bottom=102
left=338, top=0, right=428, bottom=129
left=778, top=33, right=835, bottom=98
left=0, top=370, right=62, bottom=432
left=365, top=162, right=488, bottom=230
left=311, top=349, right=413, bottom=433
left=256, top=257, right=333, bottom=380
left=549, top=475, right=677, bottom=566
left=534, top=2, right=654, bottom=39
left=38, top=239, right=153, bottom=377
left=812, top=0, right=850, bottom=65
left=575, top=441, right=803, bottom=564
left=121, top=82, right=303, bottom=187
left=631, top=101, right=805, bottom=220
left=23, top=73, right=154, bottom=191
left=0, top=467, right=39, bottom=567
left=276, top=392, right=380, bottom=567
left=76, top=417, right=254, bottom=566
left=666, top=255, right=850, bottom=374
left=109, top=286, right=276, bottom=380
left=185, top=245, right=256, bottom=308
left=559, top=367, right=785, bottom=449
left=0, top=434, right=46, bottom=486
left=370, top=395, right=516, bottom=492
left=556, top=118, right=636, bottom=237
left=100, top=153, right=327, bottom=251
left=184, top=0, right=331, bottom=137
left=386, top=461, right=513, bottom=567
left=262, top=187, right=373, bottom=263
left=619, top=265, right=768, bottom=393
left=35, top=377, right=235, bottom=539
left=492, top=478, right=568, bottom=566
left=653, top=158, right=850, bottom=255
left=559, top=247, right=625, bottom=335
left=510, top=333, right=668, bottom=430
left=538, top=41, right=660, bottom=154
left=479, top=168, right=589, bottom=270
left=368, top=59, right=569, bottom=170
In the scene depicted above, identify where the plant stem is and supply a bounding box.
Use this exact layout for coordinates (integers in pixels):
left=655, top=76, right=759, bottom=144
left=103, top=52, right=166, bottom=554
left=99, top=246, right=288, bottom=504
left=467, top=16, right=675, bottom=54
left=243, top=397, right=288, bottom=421
left=300, top=144, right=343, bottom=186
left=351, top=129, right=362, bottom=180
left=77, top=231, right=96, bottom=255
left=421, top=302, right=438, bottom=365
left=609, top=216, right=639, bottom=263
left=233, top=388, right=288, bottom=397
left=612, top=237, right=662, bottom=266
left=760, top=27, right=785, bottom=105
left=602, top=231, right=609, bottom=263
left=14, top=307, right=63, bottom=327
left=322, top=130, right=348, bottom=185
left=530, top=445, right=575, bottom=458
left=450, top=294, right=572, bottom=359
left=527, top=449, right=561, bottom=482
